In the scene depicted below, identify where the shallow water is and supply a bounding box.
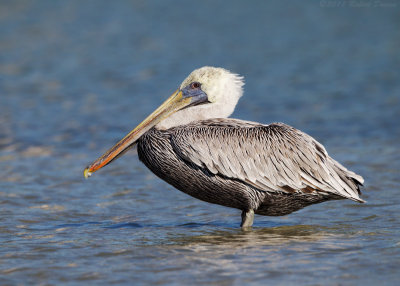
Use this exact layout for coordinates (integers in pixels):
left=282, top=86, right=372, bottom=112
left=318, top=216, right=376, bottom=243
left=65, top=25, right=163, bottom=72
left=1, top=1, right=399, bottom=285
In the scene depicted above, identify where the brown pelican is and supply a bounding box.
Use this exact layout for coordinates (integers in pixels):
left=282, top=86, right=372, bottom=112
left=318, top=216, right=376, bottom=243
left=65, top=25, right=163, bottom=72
left=84, top=66, right=364, bottom=228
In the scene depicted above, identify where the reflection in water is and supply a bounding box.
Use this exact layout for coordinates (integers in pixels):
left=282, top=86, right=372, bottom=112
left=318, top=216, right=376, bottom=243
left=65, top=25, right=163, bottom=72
left=144, top=225, right=362, bottom=284
left=172, top=225, right=330, bottom=247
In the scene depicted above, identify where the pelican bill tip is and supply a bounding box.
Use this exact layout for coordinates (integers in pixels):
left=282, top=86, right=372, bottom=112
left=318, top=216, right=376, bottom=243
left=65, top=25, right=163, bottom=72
left=83, top=167, right=92, bottom=179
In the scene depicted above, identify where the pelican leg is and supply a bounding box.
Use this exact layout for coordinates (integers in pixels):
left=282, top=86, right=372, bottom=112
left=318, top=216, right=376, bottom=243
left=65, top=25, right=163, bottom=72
left=240, top=209, right=254, bottom=229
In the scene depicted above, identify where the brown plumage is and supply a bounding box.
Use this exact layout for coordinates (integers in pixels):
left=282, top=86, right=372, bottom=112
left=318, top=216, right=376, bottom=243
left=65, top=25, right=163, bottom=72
left=137, top=119, right=363, bottom=223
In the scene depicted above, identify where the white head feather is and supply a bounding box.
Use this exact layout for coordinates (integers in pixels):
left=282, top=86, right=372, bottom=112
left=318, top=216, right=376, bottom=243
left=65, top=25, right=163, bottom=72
left=156, top=66, right=244, bottom=130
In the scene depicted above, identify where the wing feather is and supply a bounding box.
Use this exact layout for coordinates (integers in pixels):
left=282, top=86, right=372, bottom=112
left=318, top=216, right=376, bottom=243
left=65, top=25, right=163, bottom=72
left=170, top=119, right=364, bottom=202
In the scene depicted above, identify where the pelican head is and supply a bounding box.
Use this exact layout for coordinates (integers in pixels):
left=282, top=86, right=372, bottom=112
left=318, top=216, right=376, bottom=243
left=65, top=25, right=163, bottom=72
left=84, top=66, right=244, bottom=178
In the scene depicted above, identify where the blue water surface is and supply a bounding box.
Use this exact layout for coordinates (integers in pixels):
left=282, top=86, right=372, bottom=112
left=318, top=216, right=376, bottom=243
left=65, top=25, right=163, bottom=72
left=0, top=1, right=399, bottom=285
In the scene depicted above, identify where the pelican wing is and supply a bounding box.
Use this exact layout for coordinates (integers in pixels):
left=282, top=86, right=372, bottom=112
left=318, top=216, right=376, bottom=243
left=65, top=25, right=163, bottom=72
left=170, top=119, right=364, bottom=202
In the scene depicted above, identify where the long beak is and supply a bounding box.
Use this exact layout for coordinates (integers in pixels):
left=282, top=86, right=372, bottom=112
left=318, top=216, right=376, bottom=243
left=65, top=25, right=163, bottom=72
left=84, top=89, right=190, bottom=178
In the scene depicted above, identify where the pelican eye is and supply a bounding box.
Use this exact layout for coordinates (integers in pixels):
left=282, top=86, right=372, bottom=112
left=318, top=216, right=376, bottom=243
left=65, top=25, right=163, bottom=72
left=190, top=82, right=201, bottom=89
